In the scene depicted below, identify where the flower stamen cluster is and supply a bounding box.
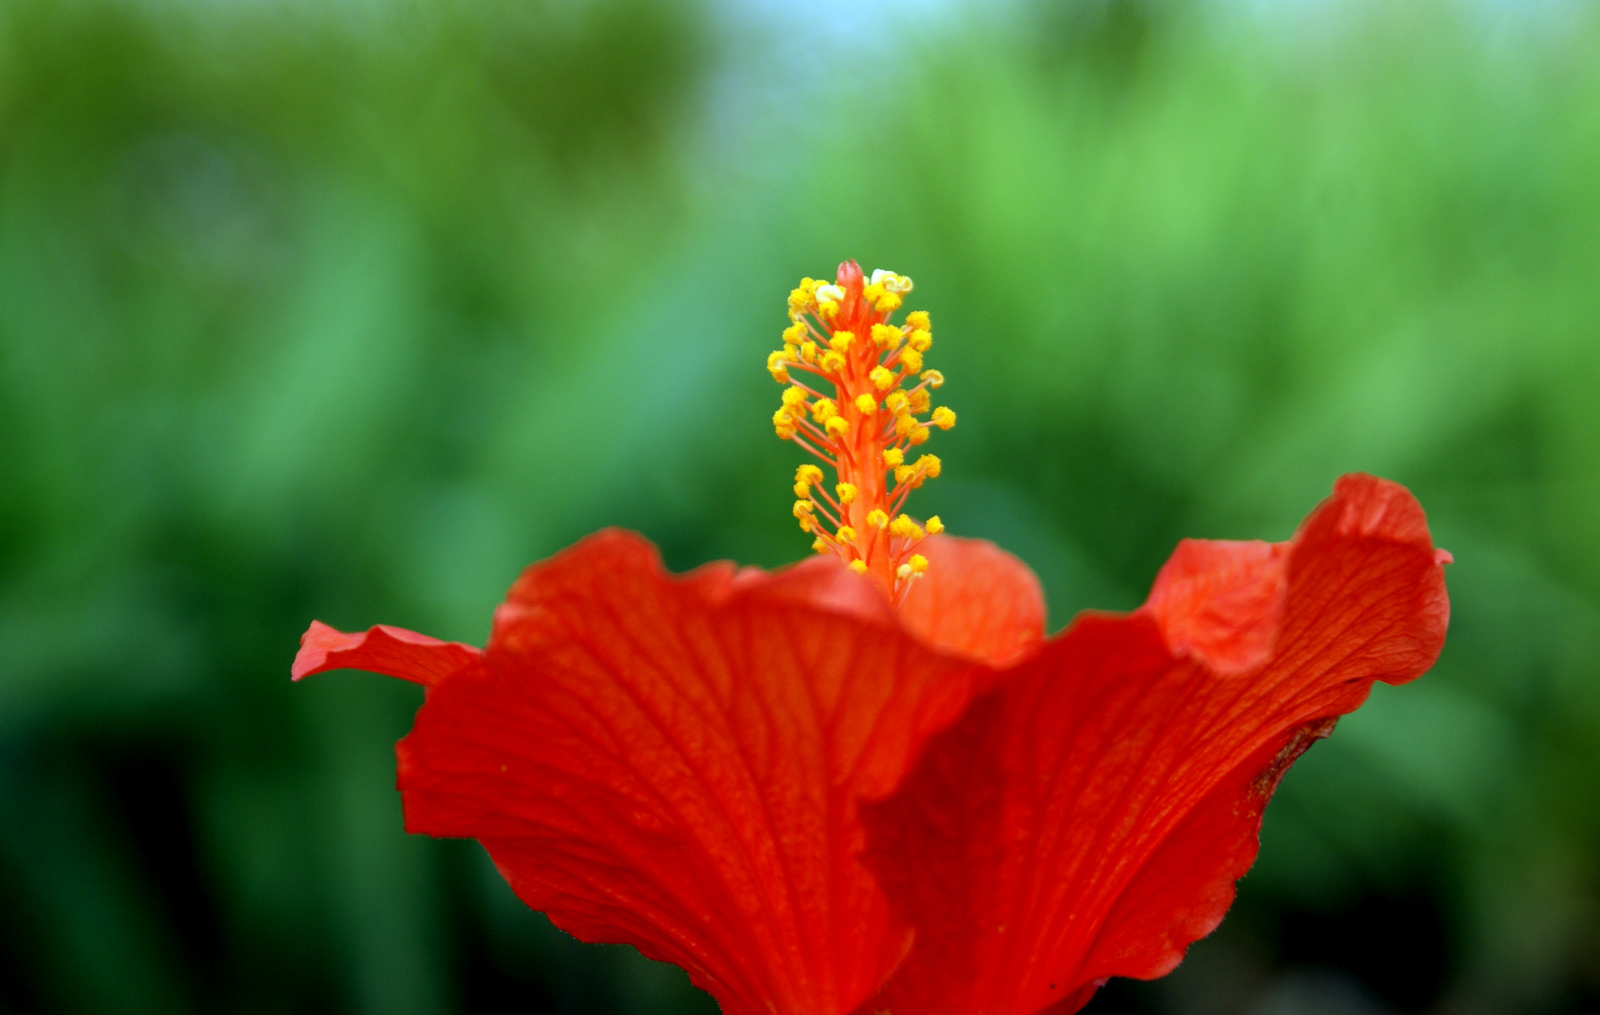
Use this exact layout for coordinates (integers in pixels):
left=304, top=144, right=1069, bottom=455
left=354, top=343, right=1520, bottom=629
left=768, top=260, right=954, bottom=602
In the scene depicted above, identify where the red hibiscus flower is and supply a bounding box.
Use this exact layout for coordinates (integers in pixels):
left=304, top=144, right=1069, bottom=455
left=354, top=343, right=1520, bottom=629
left=294, top=261, right=1450, bottom=1015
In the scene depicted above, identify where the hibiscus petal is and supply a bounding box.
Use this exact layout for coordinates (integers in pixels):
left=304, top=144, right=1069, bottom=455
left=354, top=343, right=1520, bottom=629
left=291, top=620, right=482, bottom=686
left=898, top=535, right=1048, bottom=668
left=395, top=529, right=986, bottom=1015
left=857, top=474, right=1449, bottom=1015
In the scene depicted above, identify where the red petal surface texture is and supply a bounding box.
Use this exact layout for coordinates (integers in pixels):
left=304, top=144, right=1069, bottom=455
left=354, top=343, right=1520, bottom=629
left=898, top=534, right=1047, bottom=670
left=395, top=530, right=995, bottom=1015
left=855, top=474, right=1450, bottom=1015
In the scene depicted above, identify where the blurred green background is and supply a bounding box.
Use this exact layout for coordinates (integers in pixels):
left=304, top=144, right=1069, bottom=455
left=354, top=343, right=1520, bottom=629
left=3, top=0, right=1599, bottom=1011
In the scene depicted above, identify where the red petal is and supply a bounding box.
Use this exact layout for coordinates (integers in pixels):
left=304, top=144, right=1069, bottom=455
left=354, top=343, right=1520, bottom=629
left=291, top=620, right=482, bottom=686
left=857, top=475, right=1449, bottom=1015
left=898, top=535, right=1048, bottom=669
left=396, top=529, right=987, bottom=1015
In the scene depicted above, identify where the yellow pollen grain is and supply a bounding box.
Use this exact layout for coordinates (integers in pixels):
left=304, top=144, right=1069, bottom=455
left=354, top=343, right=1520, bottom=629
left=909, top=389, right=931, bottom=414
left=849, top=559, right=868, bottom=574
left=862, top=283, right=885, bottom=304
left=836, top=482, right=858, bottom=505
left=894, top=414, right=916, bottom=437
left=783, top=323, right=806, bottom=345
left=813, top=537, right=828, bottom=553
left=905, top=310, right=930, bottom=330
left=796, top=464, right=823, bottom=485
left=882, top=448, right=903, bottom=467
left=890, top=514, right=924, bottom=540
left=908, top=329, right=932, bottom=352
left=926, top=515, right=944, bottom=534
left=899, top=348, right=924, bottom=373
left=885, top=390, right=909, bottom=413
left=782, top=386, right=808, bottom=407
left=800, top=341, right=818, bottom=364
left=875, top=292, right=902, bottom=313
left=894, top=465, right=918, bottom=487
left=915, top=454, right=941, bottom=478
left=821, top=350, right=847, bottom=373
left=908, top=554, right=929, bottom=574
left=896, top=563, right=914, bottom=580
left=830, top=330, right=855, bottom=352
left=870, top=366, right=896, bottom=392
left=921, top=369, right=944, bottom=388
left=867, top=509, right=889, bottom=528
left=836, top=526, right=856, bottom=545
left=793, top=500, right=814, bottom=518
left=811, top=398, right=837, bottom=422
left=871, top=323, right=901, bottom=348
left=932, top=406, right=956, bottom=429
left=854, top=392, right=877, bottom=413
left=824, top=416, right=850, bottom=438
left=909, top=426, right=931, bottom=445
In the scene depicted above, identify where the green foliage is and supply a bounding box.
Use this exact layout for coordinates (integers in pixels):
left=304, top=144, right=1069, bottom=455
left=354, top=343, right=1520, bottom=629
left=2, top=0, right=1598, bottom=1011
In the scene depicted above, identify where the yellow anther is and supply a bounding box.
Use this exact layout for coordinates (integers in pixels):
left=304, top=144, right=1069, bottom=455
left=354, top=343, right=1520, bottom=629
left=875, top=292, right=902, bottom=313
left=796, top=464, right=823, bottom=485
left=813, top=537, right=828, bottom=553
left=811, top=398, right=837, bottom=423
left=793, top=500, right=815, bottom=518
left=894, top=413, right=917, bottom=436
left=862, top=283, right=886, bottom=305
left=767, top=351, right=790, bottom=383
left=926, top=515, right=944, bottom=534
left=870, top=366, right=896, bottom=392
left=909, top=389, right=931, bottom=414
left=825, top=415, right=850, bottom=439
left=909, top=427, right=931, bottom=445
left=821, top=350, right=847, bottom=374
left=867, top=509, right=889, bottom=528
left=775, top=424, right=796, bottom=439
left=882, top=447, right=904, bottom=467
left=893, top=465, right=920, bottom=488
left=921, top=369, right=944, bottom=388
left=931, top=406, right=956, bottom=430
left=836, top=526, right=857, bottom=546
left=830, top=330, right=855, bottom=352
left=889, top=514, right=925, bottom=540
left=849, top=559, right=868, bottom=574
left=837, top=482, right=858, bottom=505
left=870, top=323, right=901, bottom=348
left=782, top=385, right=808, bottom=407
left=854, top=393, right=877, bottom=413
left=800, top=341, right=818, bottom=363
left=915, top=454, right=942, bottom=478
left=798, top=515, right=814, bottom=533
left=886, top=392, right=909, bottom=414
left=774, top=409, right=797, bottom=437
left=908, top=554, right=929, bottom=574
left=783, top=323, right=807, bottom=345
left=899, top=347, right=924, bottom=374
left=905, top=310, right=930, bottom=330
left=907, top=329, right=932, bottom=352
left=793, top=483, right=809, bottom=497
left=897, top=563, right=913, bottom=580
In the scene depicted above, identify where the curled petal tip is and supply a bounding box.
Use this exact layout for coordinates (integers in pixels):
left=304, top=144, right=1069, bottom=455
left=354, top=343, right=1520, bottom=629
left=292, top=621, right=482, bottom=686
